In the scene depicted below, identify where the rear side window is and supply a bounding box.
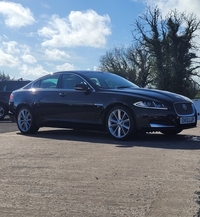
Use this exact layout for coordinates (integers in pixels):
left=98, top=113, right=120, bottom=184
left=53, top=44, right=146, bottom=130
left=0, top=82, right=5, bottom=91
left=32, top=75, right=59, bottom=89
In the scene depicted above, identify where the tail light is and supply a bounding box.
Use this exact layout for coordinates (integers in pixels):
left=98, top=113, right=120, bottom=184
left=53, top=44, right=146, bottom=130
left=9, top=93, right=14, bottom=101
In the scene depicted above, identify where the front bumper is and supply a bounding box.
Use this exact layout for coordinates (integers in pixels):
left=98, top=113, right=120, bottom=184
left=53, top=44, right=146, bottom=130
left=134, top=105, right=198, bottom=132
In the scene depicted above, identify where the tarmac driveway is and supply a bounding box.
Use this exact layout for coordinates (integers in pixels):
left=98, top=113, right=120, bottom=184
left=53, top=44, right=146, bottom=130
left=0, top=120, right=200, bottom=217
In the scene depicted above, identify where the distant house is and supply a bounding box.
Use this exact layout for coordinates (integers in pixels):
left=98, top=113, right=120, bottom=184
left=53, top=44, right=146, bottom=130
left=193, top=99, right=200, bottom=120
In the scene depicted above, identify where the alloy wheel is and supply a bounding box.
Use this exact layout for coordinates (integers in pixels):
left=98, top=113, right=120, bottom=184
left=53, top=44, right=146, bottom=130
left=107, top=107, right=133, bottom=140
left=17, top=107, right=39, bottom=134
left=18, top=108, right=32, bottom=132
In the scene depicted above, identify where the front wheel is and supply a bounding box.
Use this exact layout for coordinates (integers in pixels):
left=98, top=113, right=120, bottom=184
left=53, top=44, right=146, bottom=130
left=17, top=107, right=39, bottom=134
left=106, top=106, right=136, bottom=141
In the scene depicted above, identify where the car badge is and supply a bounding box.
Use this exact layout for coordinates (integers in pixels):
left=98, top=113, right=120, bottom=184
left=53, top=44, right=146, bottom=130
left=182, top=104, right=187, bottom=110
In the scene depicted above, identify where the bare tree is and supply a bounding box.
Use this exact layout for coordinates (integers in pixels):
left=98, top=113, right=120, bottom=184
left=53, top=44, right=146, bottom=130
left=99, top=45, right=151, bottom=87
left=133, top=7, right=200, bottom=97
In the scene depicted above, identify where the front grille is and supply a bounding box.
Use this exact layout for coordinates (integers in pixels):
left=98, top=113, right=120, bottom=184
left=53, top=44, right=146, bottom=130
left=174, top=102, right=194, bottom=115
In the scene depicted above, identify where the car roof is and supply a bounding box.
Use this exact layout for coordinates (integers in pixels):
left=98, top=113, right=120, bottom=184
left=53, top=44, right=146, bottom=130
left=52, top=70, right=105, bottom=75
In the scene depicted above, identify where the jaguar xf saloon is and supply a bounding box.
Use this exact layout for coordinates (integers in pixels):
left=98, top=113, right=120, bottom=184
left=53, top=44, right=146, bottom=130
left=8, top=70, right=198, bottom=140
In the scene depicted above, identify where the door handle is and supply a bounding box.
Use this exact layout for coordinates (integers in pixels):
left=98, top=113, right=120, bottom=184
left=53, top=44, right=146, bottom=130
left=59, top=92, right=67, bottom=97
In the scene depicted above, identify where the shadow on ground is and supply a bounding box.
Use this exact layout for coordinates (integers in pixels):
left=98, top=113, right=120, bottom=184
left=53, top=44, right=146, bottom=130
left=16, top=127, right=200, bottom=150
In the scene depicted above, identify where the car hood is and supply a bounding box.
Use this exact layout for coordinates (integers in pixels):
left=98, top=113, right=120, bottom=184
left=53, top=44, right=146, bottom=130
left=108, top=87, right=192, bottom=103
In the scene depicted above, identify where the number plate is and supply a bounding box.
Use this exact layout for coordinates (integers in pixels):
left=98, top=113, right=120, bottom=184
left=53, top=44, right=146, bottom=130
left=180, top=116, right=195, bottom=124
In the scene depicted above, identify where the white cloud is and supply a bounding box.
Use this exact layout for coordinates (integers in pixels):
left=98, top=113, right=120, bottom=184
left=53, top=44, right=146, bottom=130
left=38, top=10, right=111, bottom=48
left=22, top=54, right=37, bottom=64
left=56, top=63, right=75, bottom=71
left=93, top=66, right=100, bottom=71
left=2, top=41, right=20, bottom=54
left=0, top=1, right=35, bottom=28
left=38, top=26, right=57, bottom=38
left=20, top=64, right=49, bottom=77
left=45, top=49, right=70, bottom=60
left=0, top=39, right=37, bottom=66
left=19, top=44, right=31, bottom=54
left=2, top=35, right=9, bottom=40
left=144, top=0, right=200, bottom=18
left=0, top=49, right=19, bottom=67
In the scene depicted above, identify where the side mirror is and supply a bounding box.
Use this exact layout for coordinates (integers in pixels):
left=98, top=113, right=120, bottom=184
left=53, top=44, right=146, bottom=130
left=74, top=83, right=90, bottom=92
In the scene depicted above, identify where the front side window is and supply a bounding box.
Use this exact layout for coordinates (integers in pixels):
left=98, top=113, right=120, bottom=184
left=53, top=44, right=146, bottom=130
left=62, top=74, right=85, bottom=89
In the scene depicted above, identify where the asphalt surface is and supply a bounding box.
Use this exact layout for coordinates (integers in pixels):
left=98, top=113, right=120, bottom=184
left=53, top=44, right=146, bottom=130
left=0, top=116, right=18, bottom=133
left=0, top=117, right=200, bottom=217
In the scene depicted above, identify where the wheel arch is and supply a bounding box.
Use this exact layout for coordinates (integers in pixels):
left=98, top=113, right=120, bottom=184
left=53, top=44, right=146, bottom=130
left=15, top=103, right=35, bottom=119
left=102, top=102, right=137, bottom=128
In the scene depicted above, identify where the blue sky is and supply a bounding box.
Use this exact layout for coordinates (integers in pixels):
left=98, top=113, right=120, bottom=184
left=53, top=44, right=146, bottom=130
left=0, top=0, right=200, bottom=80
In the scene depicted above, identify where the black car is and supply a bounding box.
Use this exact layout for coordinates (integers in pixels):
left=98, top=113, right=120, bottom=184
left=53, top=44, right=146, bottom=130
left=0, top=80, right=31, bottom=120
left=8, top=71, right=198, bottom=140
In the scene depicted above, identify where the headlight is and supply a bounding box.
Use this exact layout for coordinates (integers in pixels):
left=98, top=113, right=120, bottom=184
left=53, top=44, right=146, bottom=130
left=134, top=101, right=168, bottom=110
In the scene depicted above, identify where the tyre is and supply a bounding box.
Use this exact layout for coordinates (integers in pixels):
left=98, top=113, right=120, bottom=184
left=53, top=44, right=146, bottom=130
left=106, top=106, right=136, bottom=141
left=17, top=106, right=39, bottom=134
left=0, top=104, right=7, bottom=120
left=160, top=129, right=182, bottom=135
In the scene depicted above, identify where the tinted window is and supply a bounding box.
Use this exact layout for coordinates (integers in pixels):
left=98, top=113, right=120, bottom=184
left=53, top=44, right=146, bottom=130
left=0, top=81, right=30, bottom=91
left=0, top=82, right=5, bottom=91
left=62, top=74, right=85, bottom=89
left=32, top=75, right=59, bottom=89
left=84, top=72, right=138, bottom=89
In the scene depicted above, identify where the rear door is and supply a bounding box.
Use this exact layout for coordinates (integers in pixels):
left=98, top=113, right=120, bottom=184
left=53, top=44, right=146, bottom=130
left=30, top=74, right=61, bottom=122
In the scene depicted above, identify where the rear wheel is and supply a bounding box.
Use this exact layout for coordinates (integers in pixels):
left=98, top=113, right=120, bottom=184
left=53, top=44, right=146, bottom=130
left=106, top=106, right=136, bottom=141
left=17, top=106, right=39, bottom=134
left=0, top=104, right=7, bottom=120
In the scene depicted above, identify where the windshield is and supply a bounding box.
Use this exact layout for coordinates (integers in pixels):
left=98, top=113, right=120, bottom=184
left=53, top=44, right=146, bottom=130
left=86, top=72, right=139, bottom=89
